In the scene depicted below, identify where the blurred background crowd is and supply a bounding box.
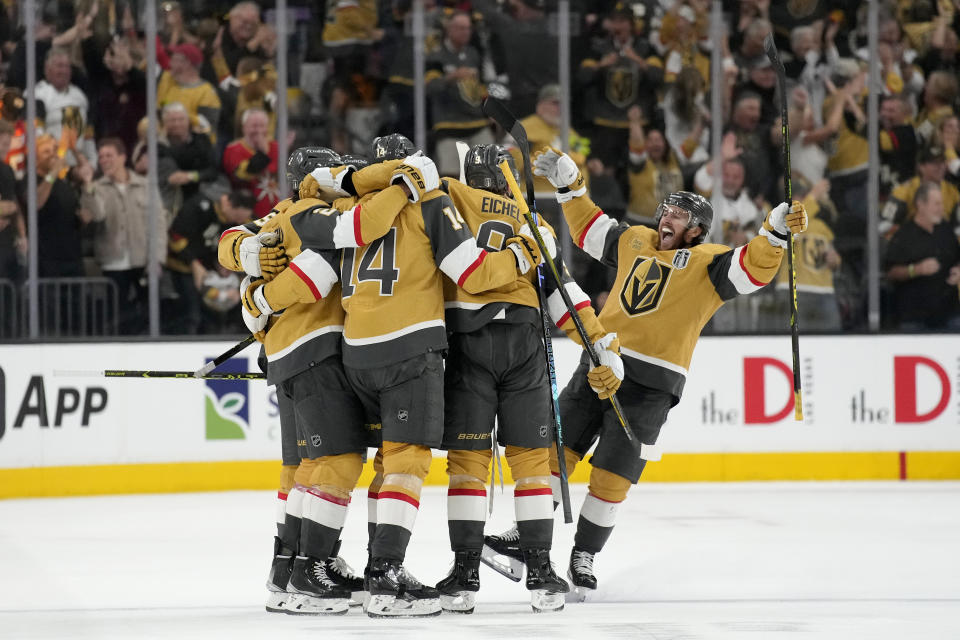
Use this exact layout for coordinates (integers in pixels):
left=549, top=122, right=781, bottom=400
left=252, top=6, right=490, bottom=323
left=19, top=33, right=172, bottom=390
left=0, top=0, right=958, bottom=338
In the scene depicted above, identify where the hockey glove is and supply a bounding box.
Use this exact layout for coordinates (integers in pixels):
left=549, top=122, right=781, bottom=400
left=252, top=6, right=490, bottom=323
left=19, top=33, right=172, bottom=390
left=587, top=333, right=624, bottom=400
left=299, top=165, right=352, bottom=201
left=517, top=223, right=556, bottom=261
left=532, top=147, right=586, bottom=203
left=238, top=231, right=284, bottom=278
left=259, top=244, right=288, bottom=281
left=240, top=275, right=273, bottom=341
left=391, top=154, right=440, bottom=203
left=760, top=200, right=808, bottom=248
left=506, top=233, right=543, bottom=275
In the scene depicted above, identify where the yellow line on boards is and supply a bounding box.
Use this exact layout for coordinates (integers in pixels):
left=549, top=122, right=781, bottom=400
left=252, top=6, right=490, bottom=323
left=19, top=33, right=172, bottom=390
left=2, top=451, right=958, bottom=499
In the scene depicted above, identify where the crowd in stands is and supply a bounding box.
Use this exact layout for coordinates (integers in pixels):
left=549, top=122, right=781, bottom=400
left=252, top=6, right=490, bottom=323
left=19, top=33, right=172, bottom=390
left=0, top=0, right=958, bottom=336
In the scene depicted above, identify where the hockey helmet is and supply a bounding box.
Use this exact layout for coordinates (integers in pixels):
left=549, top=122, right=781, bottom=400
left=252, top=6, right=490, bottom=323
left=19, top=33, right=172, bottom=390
left=371, top=133, right=417, bottom=161
left=654, top=191, right=713, bottom=244
left=464, top=144, right=519, bottom=196
left=286, top=146, right=342, bottom=192
left=340, top=154, right=371, bottom=170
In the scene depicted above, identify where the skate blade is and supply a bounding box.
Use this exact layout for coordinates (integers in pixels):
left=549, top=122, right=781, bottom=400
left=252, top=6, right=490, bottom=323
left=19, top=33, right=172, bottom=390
left=284, top=594, right=350, bottom=615
left=440, top=591, right=476, bottom=614
left=366, top=594, right=442, bottom=618
left=564, top=585, right=594, bottom=604
left=480, top=545, right=524, bottom=582
left=265, top=591, right=293, bottom=613
left=530, top=589, right=565, bottom=613
left=349, top=590, right=368, bottom=607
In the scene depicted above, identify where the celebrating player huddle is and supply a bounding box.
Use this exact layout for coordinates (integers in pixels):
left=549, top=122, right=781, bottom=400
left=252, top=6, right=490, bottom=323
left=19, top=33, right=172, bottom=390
left=217, top=132, right=808, bottom=618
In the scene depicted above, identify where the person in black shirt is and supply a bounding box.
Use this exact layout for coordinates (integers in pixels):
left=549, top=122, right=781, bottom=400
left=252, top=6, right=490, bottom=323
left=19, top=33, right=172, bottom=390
left=0, top=121, right=23, bottom=284
left=885, top=182, right=960, bottom=332
left=158, top=103, right=220, bottom=222
left=32, top=134, right=88, bottom=278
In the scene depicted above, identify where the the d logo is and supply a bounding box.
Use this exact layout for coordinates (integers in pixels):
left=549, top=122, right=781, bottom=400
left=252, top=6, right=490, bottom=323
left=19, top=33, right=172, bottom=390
left=743, top=357, right=794, bottom=424
left=894, top=356, right=950, bottom=423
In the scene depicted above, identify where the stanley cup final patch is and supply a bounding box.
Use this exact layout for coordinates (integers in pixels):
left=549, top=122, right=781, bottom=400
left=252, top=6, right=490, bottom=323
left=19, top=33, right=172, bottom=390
left=672, top=249, right=690, bottom=269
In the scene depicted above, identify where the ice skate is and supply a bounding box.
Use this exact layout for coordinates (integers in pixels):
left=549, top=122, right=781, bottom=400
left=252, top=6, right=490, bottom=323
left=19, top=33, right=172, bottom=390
left=366, top=558, right=442, bottom=618
left=436, top=550, right=481, bottom=614
left=324, top=542, right=366, bottom=607
left=566, top=547, right=597, bottom=603
left=285, top=555, right=351, bottom=615
left=480, top=525, right=524, bottom=582
left=523, top=548, right=569, bottom=613
left=265, top=537, right=294, bottom=613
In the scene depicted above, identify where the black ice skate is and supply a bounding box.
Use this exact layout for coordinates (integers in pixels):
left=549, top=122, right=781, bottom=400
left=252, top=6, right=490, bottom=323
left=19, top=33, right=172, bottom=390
left=435, top=550, right=481, bottom=614
left=285, top=555, right=351, bottom=615
left=366, top=557, right=442, bottom=618
left=265, top=537, right=295, bottom=613
left=324, top=541, right=366, bottom=607
left=566, top=547, right=598, bottom=603
left=480, top=525, right=524, bottom=582
left=523, top=548, right=569, bottom=613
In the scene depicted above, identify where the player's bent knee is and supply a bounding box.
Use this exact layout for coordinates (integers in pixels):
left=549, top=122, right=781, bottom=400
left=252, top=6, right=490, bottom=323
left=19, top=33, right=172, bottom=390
left=381, top=441, right=432, bottom=479
left=588, top=466, right=632, bottom=503
left=279, top=464, right=298, bottom=494
left=505, top=445, right=551, bottom=481
left=447, top=448, right=492, bottom=481
left=294, top=458, right=319, bottom=487
left=548, top=445, right=583, bottom=476
left=308, top=452, right=364, bottom=497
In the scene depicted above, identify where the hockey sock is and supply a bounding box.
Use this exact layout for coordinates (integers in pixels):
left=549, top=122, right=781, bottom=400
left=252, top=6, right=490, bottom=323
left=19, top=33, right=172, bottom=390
left=300, top=453, right=364, bottom=559
left=548, top=446, right=583, bottom=510
left=574, top=467, right=631, bottom=554
left=446, top=449, right=492, bottom=551
left=507, top=446, right=554, bottom=550
left=367, top=449, right=384, bottom=555
left=371, top=441, right=431, bottom=561
left=276, top=464, right=297, bottom=542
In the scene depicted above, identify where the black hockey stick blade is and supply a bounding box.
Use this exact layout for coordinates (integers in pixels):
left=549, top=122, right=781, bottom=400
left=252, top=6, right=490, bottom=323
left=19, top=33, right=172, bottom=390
left=483, top=97, right=536, bottom=207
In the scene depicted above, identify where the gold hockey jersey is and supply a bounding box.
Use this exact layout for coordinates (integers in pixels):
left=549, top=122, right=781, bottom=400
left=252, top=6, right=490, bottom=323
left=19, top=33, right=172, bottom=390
left=441, top=178, right=608, bottom=346
left=339, top=189, right=524, bottom=369
left=217, top=186, right=408, bottom=383
left=563, top=194, right=784, bottom=397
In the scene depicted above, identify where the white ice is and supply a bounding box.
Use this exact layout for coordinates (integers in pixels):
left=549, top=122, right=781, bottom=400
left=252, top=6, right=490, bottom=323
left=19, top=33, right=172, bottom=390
left=1, top=482, right=958, bottom=640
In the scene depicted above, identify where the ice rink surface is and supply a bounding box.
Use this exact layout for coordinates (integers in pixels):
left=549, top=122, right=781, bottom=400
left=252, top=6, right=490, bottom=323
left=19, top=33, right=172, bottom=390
left=2, top=482, right=958, bottom=640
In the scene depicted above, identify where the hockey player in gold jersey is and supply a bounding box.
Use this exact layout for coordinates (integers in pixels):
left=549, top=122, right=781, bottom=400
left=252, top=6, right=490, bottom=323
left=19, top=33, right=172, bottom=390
left=487, top=147, right=808, bottom=601
left=433, top=144, right=620, bottom=614
left=218, top=147, right=415, bottom=614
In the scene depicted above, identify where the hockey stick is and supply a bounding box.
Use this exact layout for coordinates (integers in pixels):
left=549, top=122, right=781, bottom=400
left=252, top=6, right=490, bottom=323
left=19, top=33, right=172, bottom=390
left=485, top=97, right=642, bottom=451
left=193, top=334, right=257, bottom=378
left=55, top=369, right=266, bottom=380
left=483, top=99, right=572, bottom=524
left=764, top=34, right=804, bottom=422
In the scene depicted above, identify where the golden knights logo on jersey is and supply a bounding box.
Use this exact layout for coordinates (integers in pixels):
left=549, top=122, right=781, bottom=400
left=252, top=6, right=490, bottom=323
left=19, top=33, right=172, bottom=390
left=605, top=66, right=637, bottom=109
left=457, top=76, right=485, bottom=107
left=620, top=256, right=672, bottom=316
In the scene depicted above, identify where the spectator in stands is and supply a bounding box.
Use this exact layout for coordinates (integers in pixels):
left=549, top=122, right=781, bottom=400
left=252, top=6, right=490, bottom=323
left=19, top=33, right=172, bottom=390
left=658, top=4, right=710, bottom=88
left=885, top=182, right=960, bottom=332
left=662, top=66, right=709, bottom=176
left=725, top=91, right=775, bottom=203
left=426, top=11, right=493, bottom=177
left=0, top=121, right=23, bottom=283
left=694, top=154, right=761, bottom=244
left=222, top=108, right=279, bottom=219
left=823, top=61, right=868, bottom=245
left=940, top=115, right=960, bottom=187
left=878, top=95, right=919, bottom=200
left=472, top=0, right=557, bottom=117
left=921, top=14, right=959, bottom=76
left=158, top=102, right=220, bottom=224
left=34, top=47, right=97, bottom=165
left=159, top=1, right=200, bottom=50
left=785, top=21, right=839, bottom=128
left=732, top=55, right=778, bottom=129
left=166, top=189, right=255, bottom=334
left=578, top=4, right=663, bottom=174
left=219, top=57, right=278, bottom=143
left=31, top=134, right=87, bottom=278
left=885, top=146, right=960, bottom=232
left=626, top=109, right=683, bottom=225
left=871, top=18, right=924, bottom=106
left=86, top=36, right=147, bottom=159
left=733, top=17, right=771, bottom=73
left=916, top=70, right=957, bottom=146
left=77, top=138, right=166, bottom=335
left=2, top=89, right=28, bottom=179
left=206, top=1, right=277, bottom=84
left=157, top=42, right=222, bottom=140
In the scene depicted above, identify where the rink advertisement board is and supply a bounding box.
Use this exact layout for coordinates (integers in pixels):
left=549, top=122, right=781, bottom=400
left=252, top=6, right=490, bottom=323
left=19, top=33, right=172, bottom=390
left=1, top=336, right=958, bottom=496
